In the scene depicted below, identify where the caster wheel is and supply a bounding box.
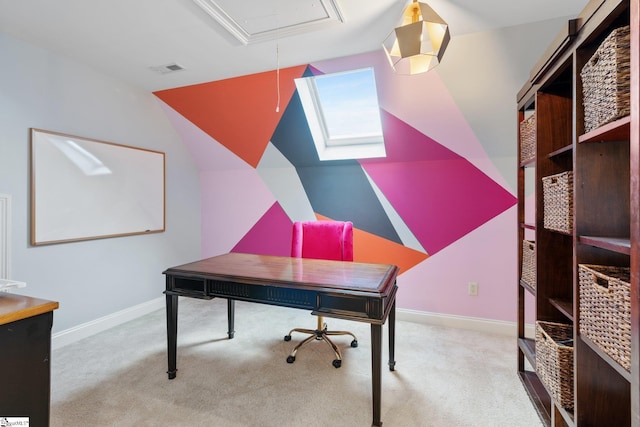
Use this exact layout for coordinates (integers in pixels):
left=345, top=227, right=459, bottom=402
left=284, top=335, right=292, bottom=342
left=332, top=359, right=342, bottom=368
left=351, top=340, right=358, bottom=348
left=287, top=355, right=296, bottom=364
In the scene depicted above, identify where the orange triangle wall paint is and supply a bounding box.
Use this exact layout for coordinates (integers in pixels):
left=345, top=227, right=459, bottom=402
left=315, top=214, right=428, bottom=274
left=353, top=227, right=428, bottom=274
left=154, top=65, right=308, bottom=168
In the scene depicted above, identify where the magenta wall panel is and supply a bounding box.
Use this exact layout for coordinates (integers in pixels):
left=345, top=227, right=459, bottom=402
left=361, top=111, right=516, bottom=255
left=231, top=203, right=293, bottom=256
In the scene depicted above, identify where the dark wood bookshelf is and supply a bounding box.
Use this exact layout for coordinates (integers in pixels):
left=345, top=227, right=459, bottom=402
left=519, top=371, right=552, bottom=426
left=516, top=1, right=637, bottom=425
left=581, top=335, right=632, bottom=382
left=520, top=158, right=536, bottom=168
left=548, top=144, right=573, bottom=158
left=518, top=337, right=536, bottom=367
left=579, top=235, right=631, bottom=255
left=550, top=298, right=574, bottom=321
left=578, top=115, right=630, bottom=143
left=520, top=279, right=536, bottom=295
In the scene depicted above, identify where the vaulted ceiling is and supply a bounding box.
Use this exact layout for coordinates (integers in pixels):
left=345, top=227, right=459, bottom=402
left=0, top=0, right=588, bottom=92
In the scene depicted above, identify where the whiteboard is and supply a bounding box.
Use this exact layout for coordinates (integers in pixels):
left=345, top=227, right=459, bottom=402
left=30, top=129, right=165, bottom=245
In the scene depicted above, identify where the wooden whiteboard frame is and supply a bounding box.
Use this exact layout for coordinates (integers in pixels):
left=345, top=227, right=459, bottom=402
left=30, top=129, right=165, bottom=246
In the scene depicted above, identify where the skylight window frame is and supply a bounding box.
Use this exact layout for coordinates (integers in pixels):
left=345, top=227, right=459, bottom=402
left=295, top=67, right=386, bottom=161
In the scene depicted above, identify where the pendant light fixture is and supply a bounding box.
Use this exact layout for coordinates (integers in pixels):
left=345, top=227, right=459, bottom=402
left=383, top=0, right=450, bottom=75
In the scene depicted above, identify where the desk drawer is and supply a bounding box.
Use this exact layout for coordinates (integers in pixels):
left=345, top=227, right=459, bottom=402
left=318, top=293, right=382, bottom=320
left=208, top=280, right=315, bottom=309
left=169, top=277, right=206, bottom=296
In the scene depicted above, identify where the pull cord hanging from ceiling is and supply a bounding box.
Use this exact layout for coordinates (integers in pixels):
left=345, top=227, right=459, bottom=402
left=275, top=2, right=281, bottom=113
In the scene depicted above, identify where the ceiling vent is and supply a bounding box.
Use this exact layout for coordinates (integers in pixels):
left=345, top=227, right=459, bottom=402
left=192, top=0, right=345, bottom=45
left=149, top=63, right=186, bottom=74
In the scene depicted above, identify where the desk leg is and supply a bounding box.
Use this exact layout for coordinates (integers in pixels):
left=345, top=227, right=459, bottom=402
left=227, top=298, right=235, bottom=339
left=371, top=323, right=383, bottom=427
left=166, top=294, right=178, bottom=379
left=388, top=299, right=396, bottom=371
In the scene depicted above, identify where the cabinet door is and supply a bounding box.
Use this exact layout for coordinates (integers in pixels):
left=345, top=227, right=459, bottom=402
left=0, top=311, right=54, bottom=426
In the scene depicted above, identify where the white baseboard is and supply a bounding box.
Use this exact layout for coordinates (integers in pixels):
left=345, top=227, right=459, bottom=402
left=52, top=298, right=535, bottom=350
left=397, top=308, right=536, bottom=338
left=52, top=297, right=165, bottom=350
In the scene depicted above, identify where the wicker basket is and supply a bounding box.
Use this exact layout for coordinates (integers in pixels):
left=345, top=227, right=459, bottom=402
left=519, top=113, right=536, bottom=163
left=581, top=25, right=630, bottom=133
left=521, top=240, right=536, bottom=289
left=535, top=321, right=574, bottom=409
left=542, top=171, right=573, bottom=233
left=579, top=264, right=631, bottom=371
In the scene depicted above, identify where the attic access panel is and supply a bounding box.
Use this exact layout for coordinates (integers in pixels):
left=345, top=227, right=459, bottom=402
left=193, top=0, right=344, bottom=44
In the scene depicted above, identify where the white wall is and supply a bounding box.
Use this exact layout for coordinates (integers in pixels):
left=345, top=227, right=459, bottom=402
left=0, top=33, right=201, bottom=333
left=438, top=17, right=569, bottom=193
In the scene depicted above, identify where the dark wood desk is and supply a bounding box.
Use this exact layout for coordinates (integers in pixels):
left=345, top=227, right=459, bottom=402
left=0, top=294, right=59, bottom=427
left=163, top=252, right=398, bottom=427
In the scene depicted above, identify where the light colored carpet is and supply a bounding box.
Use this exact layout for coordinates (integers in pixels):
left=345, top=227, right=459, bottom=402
left=50, top=298, right=543, bottom=426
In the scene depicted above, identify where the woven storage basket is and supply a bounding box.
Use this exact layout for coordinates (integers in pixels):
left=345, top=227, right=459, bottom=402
left=536, top=321, right=574, bottom=409
left=581, top=25, right=630, bottom=133
left=579, top=264, right=631, bottom=371
left=521, top=240, right=536, bottom=289
left=519, top=113, right=536, bottom=163
left=543, top=171, right=573, bottom=233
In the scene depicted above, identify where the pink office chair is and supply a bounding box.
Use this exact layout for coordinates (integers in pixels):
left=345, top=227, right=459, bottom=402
left=284, top=220, right=358, bottom=368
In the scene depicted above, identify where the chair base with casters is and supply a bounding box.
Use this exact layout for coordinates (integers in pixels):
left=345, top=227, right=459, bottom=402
left=284, top=315, right=358, bottom=368
left=285, top=220, right=357, bottom=367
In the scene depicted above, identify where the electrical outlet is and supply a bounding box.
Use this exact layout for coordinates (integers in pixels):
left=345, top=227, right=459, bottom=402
left=468, top=282, right=478, bottom=296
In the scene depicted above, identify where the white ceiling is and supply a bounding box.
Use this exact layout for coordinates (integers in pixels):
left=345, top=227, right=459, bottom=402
left=0, top=0, right=589, bottom=92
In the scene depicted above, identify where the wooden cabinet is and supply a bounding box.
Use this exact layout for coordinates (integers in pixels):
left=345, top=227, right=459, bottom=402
left=516, top=0, right=639, bottom=425
left=0, top=294, right=59, bottom=427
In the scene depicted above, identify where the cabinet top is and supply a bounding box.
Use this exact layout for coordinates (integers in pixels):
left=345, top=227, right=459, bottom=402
left=0, top=293, right=59, bottom=325
left=517, top=0, right=629, bottom=104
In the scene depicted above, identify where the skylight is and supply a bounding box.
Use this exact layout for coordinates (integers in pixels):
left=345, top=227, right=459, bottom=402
left=295, top=67, right=386, bottom=161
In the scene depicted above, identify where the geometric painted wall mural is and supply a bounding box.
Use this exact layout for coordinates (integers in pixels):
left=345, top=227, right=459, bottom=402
left=360, top=110, right=516, bottom=255
left=154, top=64, right=516, bottom=274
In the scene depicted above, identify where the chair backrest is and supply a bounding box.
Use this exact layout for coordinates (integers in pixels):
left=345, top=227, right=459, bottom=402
left=291, top=221, right=353, bottom=262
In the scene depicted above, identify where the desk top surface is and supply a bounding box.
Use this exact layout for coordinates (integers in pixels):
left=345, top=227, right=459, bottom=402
left=164, top=252, right=398, bottom=295
left=0, top=293, right=59, bottom=326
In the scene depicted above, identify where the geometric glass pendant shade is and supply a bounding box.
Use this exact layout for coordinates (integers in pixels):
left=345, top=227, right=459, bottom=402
left=382, top=0, right=450, bottom=75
